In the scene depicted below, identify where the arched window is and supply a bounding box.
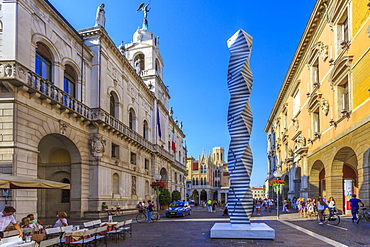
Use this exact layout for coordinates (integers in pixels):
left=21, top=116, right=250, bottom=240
left=129, top=108, right=136, bottom=130
left=113, top=173, right=119, bottom=194
left=192, top=178, right=195, bottom=185
left=143, top=120, right=148, bottom=139
left=196, top=178, right=198, bottom=185
left=60, top=178, right=70, bottom=203
left=204, top=165, right=207, bottom=173
left=64, top=65, right=76, bottom=98
left=109, top=92, right=118, bottom=118
left=35, top=42, right=52, bottom=81
left=145, top=180, right=149, bottom=195
left=134, top=54, right=145, bottom=74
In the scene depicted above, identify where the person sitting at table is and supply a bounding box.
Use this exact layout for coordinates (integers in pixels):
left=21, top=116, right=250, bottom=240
left=53, top=211, right=68, bottom=227
left=0, top=206, right=23, bottom=240
left=101, top=202, right=108, bottom=211
left=20, top=217, right=37, bottom=229
left=27, top=214, right=43, bottom=226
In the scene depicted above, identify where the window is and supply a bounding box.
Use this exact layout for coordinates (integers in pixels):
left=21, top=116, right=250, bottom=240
left=192, top=178, right=195, bottom=185
left=196, top=178, right=198, bottom=185
left=293, top=89, right=300, bottom=116
left=175, top=172, right=177, bottom=183
left=339, top=80, right=349, bottom=112
left=312, top=59, right=319, bottom=87
left=112, top=143, right=119, bottom=159
left=113, top=173, right=119, bottom=194
left=129, top=109, right=136, bottom=130
left=61, top=178, right=70, bottom=203
left=313, top=109, right=320, bottom=134
left=35, top=42, right=52, bottom=81
left=145, top=158, right=150, bottom=170
left=110, top=93, right=116, bottom=117
left=143, top=120, right=148, bottom=139
left=341, top=17, right=349, bottom=44
left=145, top=180, right=149, bottom=195
left=64, top=65, right=76, bottom=98
left=130, top=152, right=136, bottom=165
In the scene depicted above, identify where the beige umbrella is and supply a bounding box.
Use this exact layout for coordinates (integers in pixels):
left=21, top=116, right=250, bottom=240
left=0, top=174, right=70, bottom=189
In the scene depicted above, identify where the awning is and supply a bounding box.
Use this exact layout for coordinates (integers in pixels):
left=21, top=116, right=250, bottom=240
left=0, top=174, right=70, bottom=189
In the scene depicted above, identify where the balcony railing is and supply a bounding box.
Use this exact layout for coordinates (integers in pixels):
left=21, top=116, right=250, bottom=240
left=0, top=61, right=186, bottom=166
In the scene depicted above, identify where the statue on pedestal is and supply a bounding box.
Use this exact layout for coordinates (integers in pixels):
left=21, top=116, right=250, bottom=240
left=95, top=3, right=106, bottom=28
left=137, top=2, right=151, bottom=30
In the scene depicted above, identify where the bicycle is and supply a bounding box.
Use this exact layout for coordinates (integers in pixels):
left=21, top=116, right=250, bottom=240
left=320, top=208, right=340, bottom=225
left=136, top=210, right=160, bottom=223
left=356, top=207, right=370, bottom=224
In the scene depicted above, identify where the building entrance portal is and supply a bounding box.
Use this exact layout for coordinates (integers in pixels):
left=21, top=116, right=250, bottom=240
left=200, top=190, right=207, bottom=202
left=37, top=134, right=81, bottom=218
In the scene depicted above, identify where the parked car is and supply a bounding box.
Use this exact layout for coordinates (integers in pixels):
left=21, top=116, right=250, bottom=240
left=165, top=201, right=192, bottom=217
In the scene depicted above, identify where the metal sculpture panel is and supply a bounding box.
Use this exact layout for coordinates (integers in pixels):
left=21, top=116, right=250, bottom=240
left=227, top=29, right=253, bottom=224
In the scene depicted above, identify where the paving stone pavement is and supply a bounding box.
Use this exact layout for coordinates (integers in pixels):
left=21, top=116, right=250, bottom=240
left=41, top=207, right=370, bottom=246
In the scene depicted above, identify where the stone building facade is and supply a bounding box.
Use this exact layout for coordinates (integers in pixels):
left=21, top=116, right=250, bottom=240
left=265, top=0, right=370, bottom=214
left=186, top=147, right=229, bottom=204
left=0, top=0, right=186, bottom=218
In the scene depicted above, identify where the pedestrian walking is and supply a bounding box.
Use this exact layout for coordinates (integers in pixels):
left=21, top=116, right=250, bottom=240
left=255, top=198, right=262, bottom=215
left=207, top=199, right=212, bottom=213
left=0, top=206, right=23, bottom=240
left=349, top=194, right=364, bottom=222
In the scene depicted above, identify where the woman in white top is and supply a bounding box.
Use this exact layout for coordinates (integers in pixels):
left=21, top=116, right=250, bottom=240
left=328, top=197, right=335, bottom=212
left=53, top=211, right=68, bottom=227
left=317, top=198, right=328, bottom=224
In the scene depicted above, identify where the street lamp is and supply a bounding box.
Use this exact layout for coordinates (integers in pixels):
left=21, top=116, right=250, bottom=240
left=153, top=174, right=162, bottom=212
left=273, top=170, right=283, bottom=220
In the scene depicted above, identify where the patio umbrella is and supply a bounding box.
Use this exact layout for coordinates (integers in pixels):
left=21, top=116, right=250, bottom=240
left=0, top=174, right=70, bottom=189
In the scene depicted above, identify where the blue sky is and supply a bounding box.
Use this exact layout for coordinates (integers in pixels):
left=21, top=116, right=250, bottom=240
left=49, top=0, right=316, bottom=187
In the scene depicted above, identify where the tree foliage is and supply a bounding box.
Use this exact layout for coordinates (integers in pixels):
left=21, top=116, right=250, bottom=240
left=171, top=190, right=181, bottom=202
left=159, top=188, right=172, bottom=206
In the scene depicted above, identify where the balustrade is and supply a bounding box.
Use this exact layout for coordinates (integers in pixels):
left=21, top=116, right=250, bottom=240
left=1, top=61, right=178, bottom=163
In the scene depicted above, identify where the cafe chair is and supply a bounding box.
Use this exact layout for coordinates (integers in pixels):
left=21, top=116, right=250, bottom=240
left=61, top=225, right=74, bottom=232
left=39, top=237, right=60, bottom=247
left=93, top=226, right=107, bottom=247
left=22, top=227, right=35, bottom=236
left=3, top=230, right=20, bottom=238
left=106, top=221, right=124, bottom=243
left=92, top=220, right=102, bottom=228
left=83, top=220, right=95, bottom=229
left=68, top=228, right=96, bottom=247
left=45, top=227, right=62, bottom=239
left=120, top=219, right=132, bottom=238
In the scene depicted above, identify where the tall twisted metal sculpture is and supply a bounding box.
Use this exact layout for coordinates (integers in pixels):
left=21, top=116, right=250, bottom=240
left=227, top=29, right=253, bottom=224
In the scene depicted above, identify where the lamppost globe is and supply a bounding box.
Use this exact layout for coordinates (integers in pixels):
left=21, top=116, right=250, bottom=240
left=153, top=174, right=162, bottom=181
left=273, top=170, right=283, bottom=178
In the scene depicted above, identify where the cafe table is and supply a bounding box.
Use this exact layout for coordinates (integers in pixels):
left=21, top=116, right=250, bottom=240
left=62, top=228, right=88, bottom=244
left=0, top=236, right=36, bottom=247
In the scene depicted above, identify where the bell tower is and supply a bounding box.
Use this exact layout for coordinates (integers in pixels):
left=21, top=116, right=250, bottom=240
left=125, top=27, right=168, bottom=107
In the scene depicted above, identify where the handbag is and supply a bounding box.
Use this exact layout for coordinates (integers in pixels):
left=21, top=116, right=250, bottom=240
left=31, top=232, right=45, bottom=242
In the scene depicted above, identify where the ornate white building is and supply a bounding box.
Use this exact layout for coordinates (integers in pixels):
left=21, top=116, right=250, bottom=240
left=186, top=147, right=229, bottom=204
left=0, top=0, right=186, bottom=218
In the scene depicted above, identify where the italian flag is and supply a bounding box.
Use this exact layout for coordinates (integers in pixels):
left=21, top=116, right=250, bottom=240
left=171, top=126, right=176, bottom=152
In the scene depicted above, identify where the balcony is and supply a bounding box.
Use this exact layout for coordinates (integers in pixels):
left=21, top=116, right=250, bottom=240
left=0, top=61, right=180, bottom=165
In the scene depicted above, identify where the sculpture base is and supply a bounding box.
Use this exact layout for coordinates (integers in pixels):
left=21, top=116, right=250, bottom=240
left=210, top=223, right=275, bottom=239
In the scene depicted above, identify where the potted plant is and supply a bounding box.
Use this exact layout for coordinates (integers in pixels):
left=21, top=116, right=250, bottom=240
left=159, top=189, right=172, bottom=210
left=171, top=190, right=181, bottom=202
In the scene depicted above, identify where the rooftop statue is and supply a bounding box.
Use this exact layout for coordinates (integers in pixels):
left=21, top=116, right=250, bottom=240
left=95, top=3, right=106, bottom=28
left=137, top=2, right=151, bottom=30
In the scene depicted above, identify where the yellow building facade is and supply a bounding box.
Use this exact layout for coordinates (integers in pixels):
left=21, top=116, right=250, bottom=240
left=265, top=0, right=370, bottom=214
